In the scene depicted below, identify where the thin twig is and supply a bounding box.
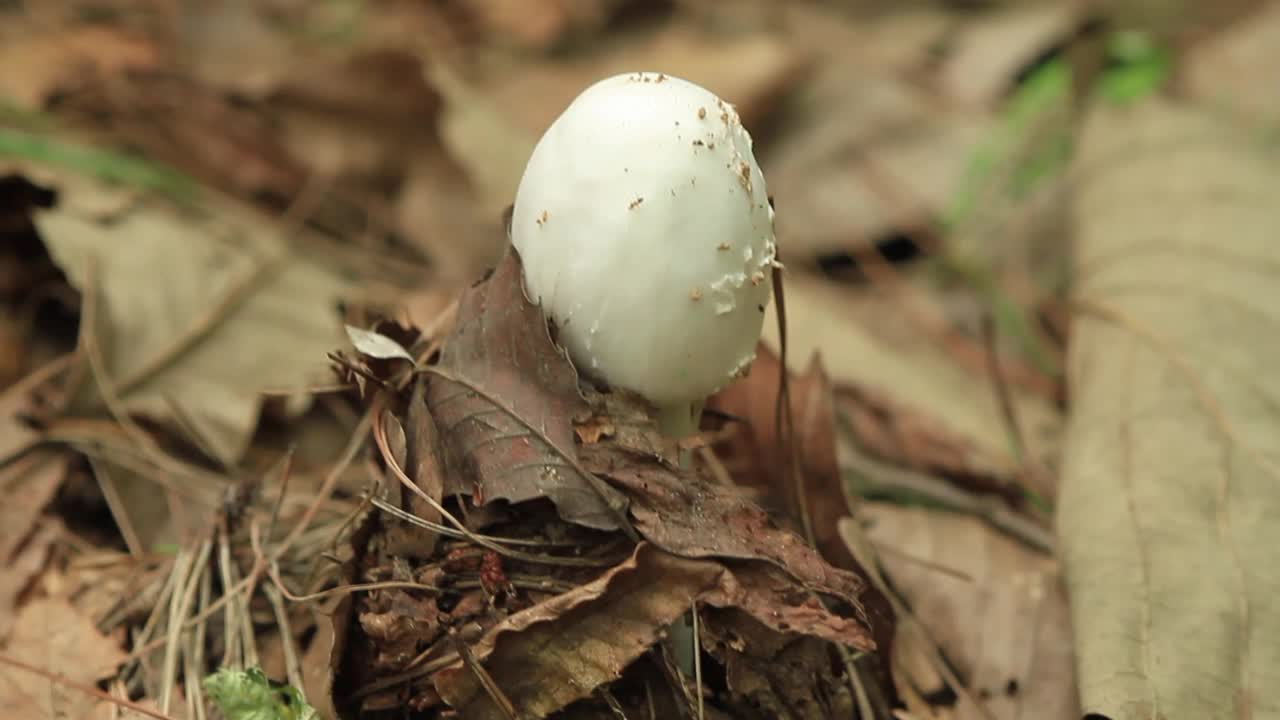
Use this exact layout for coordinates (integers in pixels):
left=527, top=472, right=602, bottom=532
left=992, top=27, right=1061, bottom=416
left=691, top=600, right=704, bottom=720
left=455, top=635, right=520, bottom=720
left=839, top=414, right=1054, bottom=554
left=980, top=314, right=1056, bottom=509
left=368, top=497, right=578, bottom=547
left=264, top=584, right=306, bottom=702
left=266, top=446, right=296, bottom=544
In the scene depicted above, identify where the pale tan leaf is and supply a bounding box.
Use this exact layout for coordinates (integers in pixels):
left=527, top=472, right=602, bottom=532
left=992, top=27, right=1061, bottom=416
left=1061, top=99, right=1280, bottom=718
left=35, top=187, right=350, bottom=463
left=861, top=503, right=1077, bottom=720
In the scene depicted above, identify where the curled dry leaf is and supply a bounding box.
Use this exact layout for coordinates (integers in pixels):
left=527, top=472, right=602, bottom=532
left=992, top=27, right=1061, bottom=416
left=426, top=248, right=629, bottom=531
left=433, top=543, right=870, bottom=719
left=344, top=324, right=415, bottom=363
left=1060, top=99, right=1280, bottom=718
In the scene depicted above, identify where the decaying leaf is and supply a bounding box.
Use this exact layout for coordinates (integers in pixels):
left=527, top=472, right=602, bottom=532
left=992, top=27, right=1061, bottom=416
left=701, top=608, right=854, bottom=720
left=1060, top=99, right=1280, bottom=718
left=862, top=503, right=1077, bottom=720
left=434, top=543, right=869, bottom=719
left=427, top=248, right=628, bottom=531
left=0, top=597, right=127, bottom=719
left=33, top=183, right=349, bottom=464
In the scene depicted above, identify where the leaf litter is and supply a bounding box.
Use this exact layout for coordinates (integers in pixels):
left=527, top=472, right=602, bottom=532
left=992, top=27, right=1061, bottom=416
left=0, top=1, right=1275, bottom=719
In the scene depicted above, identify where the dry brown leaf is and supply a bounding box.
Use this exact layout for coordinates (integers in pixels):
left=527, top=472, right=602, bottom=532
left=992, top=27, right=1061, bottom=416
left=425, top=25, right=801, bottom=239
left=0, top=27, right=159, bottom=109
left=34, top=182, right=350, bottom=464
left=861, top=503, right=1077, bottom=720
left=0, top=361, right=55, bottom=464
left=1184, top=1, right=1280, bottom=128
left=584, top=443, right=872, bottom=637
left=434, top=543, right=869, bottom=719
left=763, top=270, right=1059, bottom=483
left=0, top=456, right=65, bottom=642
left=483, top=26, right=804, bottom=138
left=395, top=146, right=505, bottom=283
left=760, top=18, right=989, bottom=256
left=1060, top=99, right=1280, bottom=718
left=0, top=597, right=126, bottom=719
left=703, top=607, right=855, bottom=719
left=461, top=0, right=630, bottom=49
left=708, top=347, right=857, bottom=569
left=427, top=248, right=629, bottom=531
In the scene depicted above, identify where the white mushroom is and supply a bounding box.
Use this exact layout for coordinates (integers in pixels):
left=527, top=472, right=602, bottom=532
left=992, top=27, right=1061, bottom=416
left=511, top=71, right=777, bottom=443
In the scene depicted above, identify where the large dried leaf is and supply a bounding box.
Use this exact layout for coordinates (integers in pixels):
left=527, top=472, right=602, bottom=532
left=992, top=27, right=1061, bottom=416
left=1060, top=99, right=1280, bottom=718
left=34, top=186, right=349, bottom=463
left=434, top=543, right=869, bottom=719
left=861, top=503, right=1077, bottom=720
left=427, top=249, right=628, bottom=530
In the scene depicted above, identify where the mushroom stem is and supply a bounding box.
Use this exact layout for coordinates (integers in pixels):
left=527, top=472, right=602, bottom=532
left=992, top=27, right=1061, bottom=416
left=656, top=400, right=704, bottom=467
left=655, top=400, right=704, bottom=675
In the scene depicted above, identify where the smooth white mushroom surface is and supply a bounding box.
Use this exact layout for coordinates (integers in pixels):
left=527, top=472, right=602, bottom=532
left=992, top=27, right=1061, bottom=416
left=511, top=71, right=777, bottom=409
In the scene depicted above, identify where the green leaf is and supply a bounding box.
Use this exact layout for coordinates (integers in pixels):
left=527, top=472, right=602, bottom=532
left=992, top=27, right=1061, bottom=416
left=0, top=128, right=198, bottom=202
left=203, top=668, right=319, bottom=720
left=1097, top=31, right=1170, bottom=104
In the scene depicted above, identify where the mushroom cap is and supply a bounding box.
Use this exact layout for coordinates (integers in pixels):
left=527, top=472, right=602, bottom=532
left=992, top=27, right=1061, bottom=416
left=511, top=71, right=777, bottom=408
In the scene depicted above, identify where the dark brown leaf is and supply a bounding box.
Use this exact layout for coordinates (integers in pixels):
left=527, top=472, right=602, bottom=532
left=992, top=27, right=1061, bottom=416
left=709, top=346, right=856, bottom=569
left=434, top=543, right=871, bottom=719
left=426, top=248, right=628, bottom=531
left=702, top=608, right=853, bottom=720
left=583, top=443, right=872, bottom=640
